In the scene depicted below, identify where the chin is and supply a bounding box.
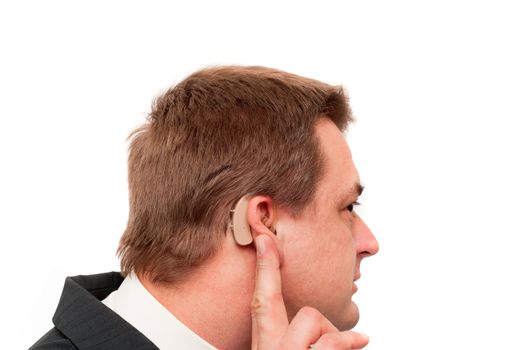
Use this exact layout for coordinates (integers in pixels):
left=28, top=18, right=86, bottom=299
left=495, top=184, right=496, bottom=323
left=334, top=301, right=360, bottom=331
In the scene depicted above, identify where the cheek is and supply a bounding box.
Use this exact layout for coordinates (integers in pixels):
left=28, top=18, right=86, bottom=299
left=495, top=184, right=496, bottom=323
left=278, top=224, right=325, bottom=287
left=321, top=222, right=358, bottom=281
left=282, top=221, right=356, bottom=283
left=278, top=221, right=358, bottom=318
left=325, top=218, right=356, bottom=255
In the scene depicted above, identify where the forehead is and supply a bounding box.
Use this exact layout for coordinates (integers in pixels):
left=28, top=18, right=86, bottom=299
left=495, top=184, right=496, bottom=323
left=314, top=118, right=360, bottom=205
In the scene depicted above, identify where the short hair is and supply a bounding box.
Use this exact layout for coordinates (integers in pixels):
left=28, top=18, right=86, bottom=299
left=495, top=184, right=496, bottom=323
left=117, top=66, right=353, bottom=284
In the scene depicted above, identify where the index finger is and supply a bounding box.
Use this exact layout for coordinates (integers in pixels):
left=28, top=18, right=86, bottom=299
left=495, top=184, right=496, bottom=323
left=251, top=234, right=289, bottom=350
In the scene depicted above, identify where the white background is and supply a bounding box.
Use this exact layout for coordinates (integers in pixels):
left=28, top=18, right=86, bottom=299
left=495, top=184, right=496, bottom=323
left=1, top=1, right=524, bottom=349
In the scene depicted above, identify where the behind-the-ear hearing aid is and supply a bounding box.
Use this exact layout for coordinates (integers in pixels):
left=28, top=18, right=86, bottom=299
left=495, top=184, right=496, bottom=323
left=230, top=195, right=276, bottom=246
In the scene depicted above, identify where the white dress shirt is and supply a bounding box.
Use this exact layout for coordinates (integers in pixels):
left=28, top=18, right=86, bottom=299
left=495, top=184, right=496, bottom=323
left=102, top=271, right=218, bottom=350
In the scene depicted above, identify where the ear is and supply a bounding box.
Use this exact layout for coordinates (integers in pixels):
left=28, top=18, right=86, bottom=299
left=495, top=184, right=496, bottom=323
left=231, top=195, right=277, bottom=246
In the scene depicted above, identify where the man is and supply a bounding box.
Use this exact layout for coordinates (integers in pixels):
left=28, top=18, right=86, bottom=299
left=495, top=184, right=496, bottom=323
left=30, top=66, right=379, bottom=349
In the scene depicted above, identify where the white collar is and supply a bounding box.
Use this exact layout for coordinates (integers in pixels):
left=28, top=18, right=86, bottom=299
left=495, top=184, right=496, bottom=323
left=102, top=271, right=217, bottom=350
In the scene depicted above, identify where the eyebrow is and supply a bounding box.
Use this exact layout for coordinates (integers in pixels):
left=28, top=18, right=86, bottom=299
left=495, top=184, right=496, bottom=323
left=338, top=182, right=365, bottom=205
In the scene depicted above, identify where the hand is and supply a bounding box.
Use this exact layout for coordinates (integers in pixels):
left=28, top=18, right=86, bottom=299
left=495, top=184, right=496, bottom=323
left=251, top=234, right=369, bottom=349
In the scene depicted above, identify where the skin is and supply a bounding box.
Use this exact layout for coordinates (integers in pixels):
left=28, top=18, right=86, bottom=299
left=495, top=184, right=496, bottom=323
left=140, top=117, right=379, bottom=349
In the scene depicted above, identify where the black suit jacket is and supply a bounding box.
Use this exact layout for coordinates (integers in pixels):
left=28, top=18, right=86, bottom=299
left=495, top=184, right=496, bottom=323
left=29, top=272, right=159, bottom=350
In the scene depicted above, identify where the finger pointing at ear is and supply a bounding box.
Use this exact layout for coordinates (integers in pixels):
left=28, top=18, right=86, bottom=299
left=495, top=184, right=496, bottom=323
left=251, top=234, right=289, bottom=349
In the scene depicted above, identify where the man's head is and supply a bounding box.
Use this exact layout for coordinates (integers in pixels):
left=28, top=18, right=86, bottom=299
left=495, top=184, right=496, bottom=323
left=118, top=66, right=352, bottom=282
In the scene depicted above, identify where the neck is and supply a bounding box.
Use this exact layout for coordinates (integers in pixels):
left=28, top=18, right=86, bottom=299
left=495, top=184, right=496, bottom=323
left=139, top=235, right=256, bottom=350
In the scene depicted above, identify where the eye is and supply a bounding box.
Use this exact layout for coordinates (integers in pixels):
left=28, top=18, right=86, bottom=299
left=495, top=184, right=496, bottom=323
left=346, top=201, right=361, bottom=213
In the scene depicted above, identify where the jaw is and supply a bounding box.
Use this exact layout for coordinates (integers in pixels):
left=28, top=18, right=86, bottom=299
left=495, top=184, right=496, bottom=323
left=282, top=290, right=361, bottom=331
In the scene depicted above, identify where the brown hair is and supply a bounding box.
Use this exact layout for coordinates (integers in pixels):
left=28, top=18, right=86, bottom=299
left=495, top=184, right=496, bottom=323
left=117, top=66, right=353, bottom=284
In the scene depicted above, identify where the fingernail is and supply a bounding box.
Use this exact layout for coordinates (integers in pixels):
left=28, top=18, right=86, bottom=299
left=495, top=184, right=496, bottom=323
left=255, top=235, right=266, bottom=256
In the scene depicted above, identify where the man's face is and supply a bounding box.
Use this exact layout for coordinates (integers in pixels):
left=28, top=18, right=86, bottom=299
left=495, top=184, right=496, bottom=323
left=275, top=118, right=379, bottom=330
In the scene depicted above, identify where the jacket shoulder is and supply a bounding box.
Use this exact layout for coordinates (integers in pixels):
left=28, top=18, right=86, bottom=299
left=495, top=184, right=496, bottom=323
left=29, top=327, right=77, bottom=350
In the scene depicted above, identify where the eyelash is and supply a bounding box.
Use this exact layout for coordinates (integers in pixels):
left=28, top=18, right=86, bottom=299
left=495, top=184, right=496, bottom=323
left=347, top=201, right=361, bottom=213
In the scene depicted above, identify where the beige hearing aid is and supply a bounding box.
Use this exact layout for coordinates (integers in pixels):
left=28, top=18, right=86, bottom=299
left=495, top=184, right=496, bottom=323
left=230, top=196, right=252, bottom=245
left=230, top=195, right=276, bottom=246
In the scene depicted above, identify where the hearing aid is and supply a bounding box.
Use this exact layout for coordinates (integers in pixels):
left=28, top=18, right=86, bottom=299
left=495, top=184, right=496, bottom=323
left=230, top=195, right=276, bottom=246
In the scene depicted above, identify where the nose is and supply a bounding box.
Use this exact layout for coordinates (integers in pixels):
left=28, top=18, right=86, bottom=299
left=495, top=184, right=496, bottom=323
left=354, top=214, right=379, bottom=257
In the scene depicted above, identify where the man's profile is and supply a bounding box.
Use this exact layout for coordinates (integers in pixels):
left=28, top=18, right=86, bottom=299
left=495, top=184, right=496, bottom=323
left=29, top=66, right=379, bottom=350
